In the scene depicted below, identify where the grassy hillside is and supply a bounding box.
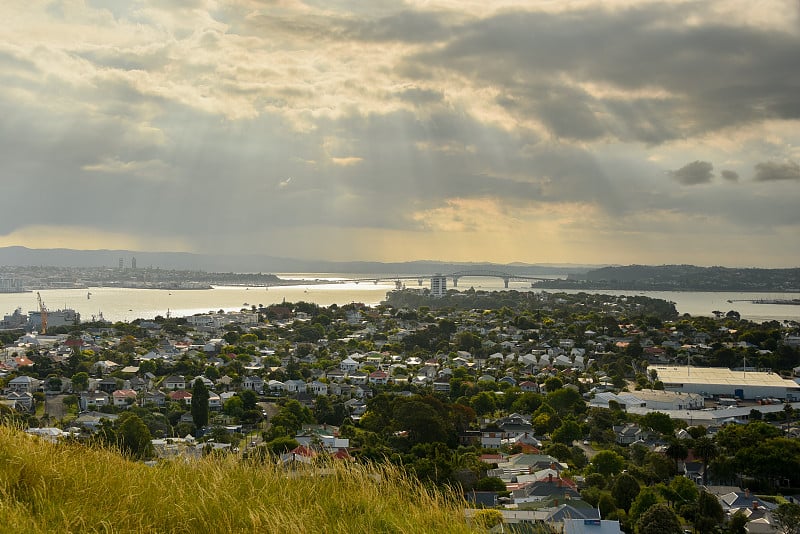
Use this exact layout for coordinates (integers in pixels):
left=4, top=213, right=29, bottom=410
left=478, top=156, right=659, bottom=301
left=0, top=426, right=476, bottom=533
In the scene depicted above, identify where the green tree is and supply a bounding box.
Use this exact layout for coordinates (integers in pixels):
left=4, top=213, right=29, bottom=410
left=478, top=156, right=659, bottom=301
left=117, top=413, right=153, bottom=460
left=612, top=472, right=641, bottom=512
left=223, top=395, right=244, bottom=419
left=470, top=391, right=497, bottom=416
left=264, top=436, right=299, bottom=456
left=773, top=502, right=800, bottom=534
left=475, top=477, right=507, bottom=492
left=629, top=487, right=661, bottom=525
left=71, top=372, right=89, bottom=392
left=727, top=510, right=748, bottom=534
left=551, top=419, right=582, bottom=445
left=693, top=436, right=717, bottom=485
left=191, top=378, right=210, bottom=430
left=592, top=450, right=626, bottom=476
left=547, top=388, right=584, bottom=415
left=668, top=476, right=698, bottom=505
left=635, top=502, right=682, bottom=534
left=239, top=389, right=258, bottom=411
left=640, top=411, right=674, bottom=435
left=544, top=376, right=563, bottom=392
left=665, top=439, right=689, bottom=471
left=694, top=490, right=724, bottom=534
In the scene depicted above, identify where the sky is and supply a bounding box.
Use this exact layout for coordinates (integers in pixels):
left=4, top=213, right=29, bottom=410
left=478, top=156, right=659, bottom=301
left=1, top=0, right=799, bottom=267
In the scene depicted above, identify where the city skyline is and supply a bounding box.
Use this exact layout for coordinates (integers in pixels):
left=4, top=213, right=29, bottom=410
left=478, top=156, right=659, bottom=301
left=1, top=1, right=799, bottom=267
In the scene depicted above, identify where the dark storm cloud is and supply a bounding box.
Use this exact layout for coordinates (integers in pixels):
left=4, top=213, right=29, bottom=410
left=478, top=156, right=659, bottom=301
left=412, top=4, right=800, bottom=143
left=669, top=161, right=715, bottom=185
left=754, top=160, right=800, bottom=182
left=721, top=170, right=739, bottom=182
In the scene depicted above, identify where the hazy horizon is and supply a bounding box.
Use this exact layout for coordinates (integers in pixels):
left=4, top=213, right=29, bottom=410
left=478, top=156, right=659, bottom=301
left=2, top=1, right=799, bottom=267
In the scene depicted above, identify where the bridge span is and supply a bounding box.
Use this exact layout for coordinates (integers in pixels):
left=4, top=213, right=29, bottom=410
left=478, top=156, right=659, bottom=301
left=343, top=270, right=554, bottom=289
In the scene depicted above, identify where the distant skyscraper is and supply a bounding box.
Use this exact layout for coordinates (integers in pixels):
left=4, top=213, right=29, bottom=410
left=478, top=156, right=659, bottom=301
left=430, top=274, right=447, bottom=297
left=118, top=257, right=123, bottom=270
left=131, top=257, right=137, bottom=270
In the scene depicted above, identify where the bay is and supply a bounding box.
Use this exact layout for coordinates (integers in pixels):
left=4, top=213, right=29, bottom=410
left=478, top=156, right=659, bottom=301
left=0, top=273, right=798, bottom=324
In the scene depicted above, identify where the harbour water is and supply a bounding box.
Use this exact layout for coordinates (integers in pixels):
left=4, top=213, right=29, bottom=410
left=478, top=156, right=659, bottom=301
left=0, top=274, right=798, bottom=324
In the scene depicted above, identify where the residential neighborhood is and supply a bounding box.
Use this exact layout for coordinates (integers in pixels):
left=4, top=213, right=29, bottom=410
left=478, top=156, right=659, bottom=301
left=2, top=289, right=800, bottom=533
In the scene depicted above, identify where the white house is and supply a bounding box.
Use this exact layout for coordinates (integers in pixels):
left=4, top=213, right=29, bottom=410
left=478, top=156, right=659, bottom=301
left=242, top=375, right=265, bottom=394
left=340, top=357, right=360, bottom=373
left=309, top=381, right=328, bottom=396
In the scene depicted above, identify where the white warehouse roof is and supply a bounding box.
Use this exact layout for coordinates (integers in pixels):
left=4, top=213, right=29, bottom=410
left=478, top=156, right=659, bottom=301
left=650, top=366, right=798, bottom=389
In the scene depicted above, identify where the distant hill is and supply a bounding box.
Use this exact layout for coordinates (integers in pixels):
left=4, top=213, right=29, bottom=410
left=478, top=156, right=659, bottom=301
left=533, top=264, right=800, bottom=291
left=0, top=246, right=597, bottom=276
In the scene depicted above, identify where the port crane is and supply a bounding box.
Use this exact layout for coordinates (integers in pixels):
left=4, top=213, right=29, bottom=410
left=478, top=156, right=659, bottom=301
left=36, top=292, right=48, bottom=334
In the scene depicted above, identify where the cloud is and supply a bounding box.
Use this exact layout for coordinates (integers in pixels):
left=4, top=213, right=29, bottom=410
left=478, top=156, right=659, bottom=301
left=0, top=1, right=799, bottom=266
left=331, top=157, right=364, bottom=166
left=754, top=161, right=800, bottom=182
left=412, top=3, right=800, bottom=143
left=721, top=169, right=739, bottom=182
left=669, top=161, right=715, bottom=185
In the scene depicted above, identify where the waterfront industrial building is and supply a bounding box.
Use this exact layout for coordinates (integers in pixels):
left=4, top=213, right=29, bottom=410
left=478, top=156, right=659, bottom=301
left=649, top=366, right=800, bottom=401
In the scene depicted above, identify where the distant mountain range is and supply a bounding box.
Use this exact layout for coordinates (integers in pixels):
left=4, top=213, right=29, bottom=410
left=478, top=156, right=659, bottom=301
left=0, top=246, right=598, bottom=276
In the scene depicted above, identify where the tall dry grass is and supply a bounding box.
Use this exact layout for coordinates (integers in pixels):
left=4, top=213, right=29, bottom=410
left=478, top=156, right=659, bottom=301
left=0, top=425, right=477, bottom=533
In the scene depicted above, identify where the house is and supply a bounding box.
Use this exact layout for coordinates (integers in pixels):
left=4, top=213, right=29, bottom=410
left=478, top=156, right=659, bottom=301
left=340, top=356, right=360, bottom=373
left=433, top=380, right=451, bottom=393
left=309, top=381, right=328, bottom=396
left=349, top=371, right=368, bottom=385
left=326, top=368, right=346, bottom=382
left=563, top=519, right=622, bottom=534
left=141, top=390, right=167, bottom=407
left=168, top=390, right=193, bottom=404
left=481, top=430, right=503, bottom=449
left=7, top=375, right=40, bottom=394
left=74, top=411, right=119, bottom=432
left=208, top=392, right=222, bottom=410
left=284, top=380, right=307, bottom=394
left=97, top=377, right=119, bottom=394
left=614, top=423, right=644, bottom=445
left=268, top=380, right=286, bottom=393
left=369, top=370, right=389, bottom=385
left=5, top=391, right=34, bottom=411
left=93, top=360, right=120, bottom=375
left=128, top=376, right=151, bottom=391
left=498, top=376, right=517, bottom=387
left=79, top=391, right=110, bottom=411
left=163, top=375, right=186, bottom=390
left=112, top=389, right=138, bottom=408
left=242, top=375, right=265, bottom=394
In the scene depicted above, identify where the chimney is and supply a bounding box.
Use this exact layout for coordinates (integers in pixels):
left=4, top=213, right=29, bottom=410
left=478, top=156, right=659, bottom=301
left=548, top=473, right=553, bottom=483
left=753, top=500, right=759, bottom=510
left=745, top=488, right=750, bottom=498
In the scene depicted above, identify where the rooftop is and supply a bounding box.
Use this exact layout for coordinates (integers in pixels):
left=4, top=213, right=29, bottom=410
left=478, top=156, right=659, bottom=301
left=649, top=366, right=800, bottom=389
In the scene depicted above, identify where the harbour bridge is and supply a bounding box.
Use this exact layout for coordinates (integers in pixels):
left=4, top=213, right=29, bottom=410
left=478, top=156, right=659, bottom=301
left=344, top=270, right=555, bottom=288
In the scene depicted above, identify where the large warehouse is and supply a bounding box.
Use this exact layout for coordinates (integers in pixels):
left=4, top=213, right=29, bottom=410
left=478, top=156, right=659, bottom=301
left=648, top=366, right=800, bottom=401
